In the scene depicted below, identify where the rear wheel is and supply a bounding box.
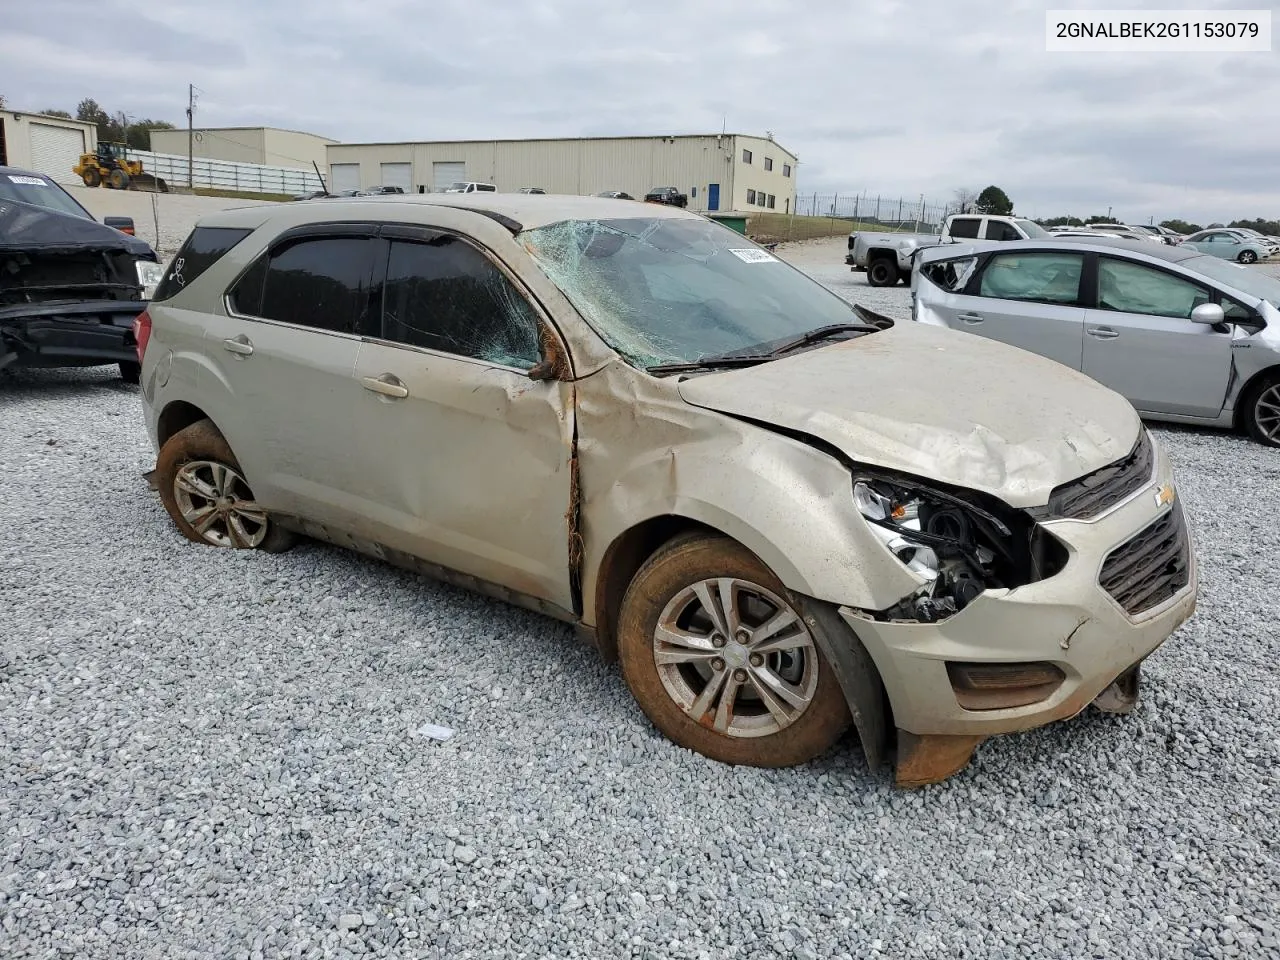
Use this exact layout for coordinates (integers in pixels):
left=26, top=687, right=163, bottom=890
left=1238, top=249, right=1259, bottom=264
left=108, top=168, right=130, bottom=190
left=118, top=360, right=140, bottom=384
left=156, top=419, right=295, bottom=551
left=617, top=534, right=851, bottom=767
left=1242, top=373, right=1280, bottom=447
left=867, top=257, right=899, bottom=287
left=81, top=168, right=101, bottom=188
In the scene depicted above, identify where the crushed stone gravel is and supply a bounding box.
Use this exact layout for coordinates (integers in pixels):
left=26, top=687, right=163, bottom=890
left=2, top=250, right=1278, bottom=959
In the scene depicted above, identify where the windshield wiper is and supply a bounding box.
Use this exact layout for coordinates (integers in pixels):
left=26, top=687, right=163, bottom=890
left=647, top=354, right=772, bottom=375
left=646, top=323, right=880, bottom=376
left=762, top=322, right=879, bottom=357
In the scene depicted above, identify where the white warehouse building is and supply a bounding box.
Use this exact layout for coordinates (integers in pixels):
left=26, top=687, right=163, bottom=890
left=0, top=109, right=99, bottom=183
left=325, top=133, right=799, bottom=214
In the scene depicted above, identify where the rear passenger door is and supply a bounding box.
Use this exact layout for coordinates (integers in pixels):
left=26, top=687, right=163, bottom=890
left=346, top=226, right=576, bottom=611
left=934, top=249, right=1087, bottom=369
left=214, top=224, right=377, bottom=522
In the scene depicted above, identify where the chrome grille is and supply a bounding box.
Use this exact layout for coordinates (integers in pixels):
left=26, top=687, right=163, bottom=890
left=1048, top=430, right=1154, bottom=520
left=1099, top=504, right=1191, bottom=616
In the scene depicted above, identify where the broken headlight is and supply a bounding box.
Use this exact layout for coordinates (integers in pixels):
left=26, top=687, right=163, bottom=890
left=136, top=260, right=165, bottom=300
left=854, top=476, right=1019, bottom=623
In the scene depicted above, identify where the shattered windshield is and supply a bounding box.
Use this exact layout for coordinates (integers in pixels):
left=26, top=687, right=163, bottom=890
left=520, top=217, right=872, bottom=368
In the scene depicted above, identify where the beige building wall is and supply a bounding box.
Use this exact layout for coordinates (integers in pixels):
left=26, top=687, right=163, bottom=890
left=730, top=135, right=798, bottom=214
left=149, top=127, right=335, bottom=169
left=325, top=134, right=788, bottom=213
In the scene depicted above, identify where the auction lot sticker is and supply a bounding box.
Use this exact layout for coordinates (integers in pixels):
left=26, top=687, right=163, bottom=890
left=1046, top=9, right=1271, bottom=52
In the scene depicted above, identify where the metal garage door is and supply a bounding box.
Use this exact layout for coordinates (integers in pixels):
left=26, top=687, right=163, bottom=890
left=28, top=123, right=86, bottom=183
left=432, top=161, right=465, bottom=192
left=329, top=162, right=360, bottom=193
left=380, top=162, right=411, bottom=192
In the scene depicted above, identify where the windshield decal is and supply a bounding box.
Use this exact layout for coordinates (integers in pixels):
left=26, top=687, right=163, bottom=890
left=729, top=248, right=778, bottom=263
left=7, top=175, right=48, bottom=186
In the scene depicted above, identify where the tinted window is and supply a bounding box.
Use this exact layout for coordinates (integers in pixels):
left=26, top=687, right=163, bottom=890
left=979, top=252, right=1084, bottom=304
left=984, top=221, right=1020, bottom=241
left=1097, top=258, right=1210, bottom=319
left=154, top=226, right=253, bottom=301
left=0, top=172, right=92, bottom=219
left=237, top=237, right=374, bottom=333
left=381, top=236, right=541, bottom=368
left=949, top=217, right=980, bottom=239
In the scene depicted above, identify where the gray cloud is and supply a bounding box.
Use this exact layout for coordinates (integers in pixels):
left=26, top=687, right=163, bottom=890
left=1, top=0, right=1277, bottom=222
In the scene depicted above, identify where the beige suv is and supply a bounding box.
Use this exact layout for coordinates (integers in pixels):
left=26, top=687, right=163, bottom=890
left=134, top=194, right=1197, bottom=786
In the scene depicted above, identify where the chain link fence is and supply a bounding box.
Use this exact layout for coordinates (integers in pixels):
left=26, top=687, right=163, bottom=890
left=747, top=193, right=959, bottom=243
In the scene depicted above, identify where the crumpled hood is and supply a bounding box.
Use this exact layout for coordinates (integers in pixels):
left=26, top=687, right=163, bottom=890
left=0, top=198, right=155, bottom=258
left=677, top=321, right=1142, bottom=508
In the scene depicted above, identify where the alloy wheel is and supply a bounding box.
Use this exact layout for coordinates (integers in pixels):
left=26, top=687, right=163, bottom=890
left=652, top=577, right=818, bottom=738
left=1255, top=383, right=1280, bottom=444
left=172, top=460, right=269, bottom=548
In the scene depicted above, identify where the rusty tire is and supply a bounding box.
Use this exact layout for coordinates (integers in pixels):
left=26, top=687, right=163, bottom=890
left=617, top=533, right=851, bottom=767
left=156, top=419, right=295, bottom=553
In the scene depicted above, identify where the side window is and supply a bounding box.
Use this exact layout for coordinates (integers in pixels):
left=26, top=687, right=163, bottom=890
left=978, top=252, right=1084, bottom=304
left=381, top=236, right=542, bottom=369
left=231, top=236, right=374, bottom=334
left=921, top=256, right=978, bottom=292
left=154, top=226, right=253, bottom=301
left=1096, top=258, right=1211, bottom=318
left=1221, top=296, right=1254, bottom=322
left=949, top=217, right=980, bottom=239
left=984, top=221, right=1020, bottom=241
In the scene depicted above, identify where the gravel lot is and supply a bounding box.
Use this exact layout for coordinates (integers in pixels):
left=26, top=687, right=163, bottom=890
left=3, top=243, right=1279, bottom=959
left=68, top=186, right=274, bottom=259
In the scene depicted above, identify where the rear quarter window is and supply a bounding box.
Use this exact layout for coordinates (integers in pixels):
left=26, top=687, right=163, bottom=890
left=152, top=226, right=254, bottom=301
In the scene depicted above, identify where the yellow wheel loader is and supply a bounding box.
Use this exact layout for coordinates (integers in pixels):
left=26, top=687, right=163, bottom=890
left=72, top=142, right=168, bottom=193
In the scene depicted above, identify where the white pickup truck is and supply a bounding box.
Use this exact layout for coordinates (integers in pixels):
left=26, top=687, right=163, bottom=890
left=846, top=214, right=1051, bottom=286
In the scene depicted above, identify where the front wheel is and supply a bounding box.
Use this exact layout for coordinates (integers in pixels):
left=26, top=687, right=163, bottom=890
left=867, top=257, right=900, bottom=287
left=1238, top=250, right=1259, bottom=264
left=156, top=419, right=295, bottom=551
left=617, top=534, right=851, bottom=767
left=81, top=168, right=102, bottom=188
left=1242, top=373, right=1280, bottom=447
left=108, top=168, right=130, bottom=190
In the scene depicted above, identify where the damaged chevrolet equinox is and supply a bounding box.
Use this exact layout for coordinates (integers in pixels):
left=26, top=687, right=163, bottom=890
left=137, top=195, right=1197, bottom=786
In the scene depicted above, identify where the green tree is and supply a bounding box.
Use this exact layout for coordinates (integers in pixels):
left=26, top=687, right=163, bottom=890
left=974, top=185, right=1013, bottom=216
left=76, top=98, right=115, bottom=141
left=1085, top=214, right=1119, bottom=224
left=1230, top=217, right=1280, bottom=235
left=1041, top=215, right=1084, bottom=227
left=1160, top=219, right=1201, bottom=234
left=0, top=93, right=7, bottom=110
left=125, top=119, right=175, bottom=151
left=40, top=108, right=73, bottom=119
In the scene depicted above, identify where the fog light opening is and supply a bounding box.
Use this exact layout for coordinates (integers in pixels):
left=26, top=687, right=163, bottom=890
left=946, top=661, right=1066, bottom=711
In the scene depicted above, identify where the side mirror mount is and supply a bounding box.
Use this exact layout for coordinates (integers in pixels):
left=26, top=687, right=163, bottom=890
left=1190, top=303, right=1226, bottom=326
left=527, top=324, right=571, bottom=381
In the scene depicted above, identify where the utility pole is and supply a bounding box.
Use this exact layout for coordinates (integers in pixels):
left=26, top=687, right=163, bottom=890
left=186, top=83, right=195, bottom=188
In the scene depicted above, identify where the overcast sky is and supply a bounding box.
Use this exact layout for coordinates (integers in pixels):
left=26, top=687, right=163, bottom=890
left=2, top=0, right=1277, bottom=223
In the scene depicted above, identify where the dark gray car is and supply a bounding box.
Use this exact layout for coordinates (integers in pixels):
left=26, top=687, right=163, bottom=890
left=912, top=238, right=1280, bottom=447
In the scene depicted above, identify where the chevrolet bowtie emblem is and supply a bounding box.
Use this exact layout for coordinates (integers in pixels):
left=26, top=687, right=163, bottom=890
left=1154, top=483, right=1176, bottom=508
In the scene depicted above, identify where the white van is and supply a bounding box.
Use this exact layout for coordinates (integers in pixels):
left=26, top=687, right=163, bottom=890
left=442, top=181, right=497, bottom=194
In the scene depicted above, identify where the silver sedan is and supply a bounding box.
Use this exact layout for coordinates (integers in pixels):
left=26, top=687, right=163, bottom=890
left=912, top=238, right=1280, bottom=446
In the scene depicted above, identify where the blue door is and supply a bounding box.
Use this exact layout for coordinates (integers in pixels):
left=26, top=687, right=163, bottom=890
left=708, top=183, right=720, bottom=211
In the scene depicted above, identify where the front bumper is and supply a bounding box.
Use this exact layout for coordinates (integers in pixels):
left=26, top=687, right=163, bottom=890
left=0, top=300, right=144, bottom=369
left=839, top=466, right=1197, bottom=738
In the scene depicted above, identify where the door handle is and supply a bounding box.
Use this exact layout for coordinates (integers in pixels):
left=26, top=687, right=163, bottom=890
left=222, top=335, right=254, bottom=356
left=1087, top=326, right=1120, bottom=340
left=361, top=374, right=409, bottom=399
left=957, top=312, right=984, bottom=324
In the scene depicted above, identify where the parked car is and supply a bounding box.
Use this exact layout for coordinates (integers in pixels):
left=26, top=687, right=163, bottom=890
left=136, top=196, right=1196, bottom=787
left=1221, top=227, right=1280, bottom=255
left=518, top=187, right=546, bottom=194
left=292, top=190, right=331, bottom=201
left=1048, top=228, right=1126, bottom=239
left=596, top=191, right=635, bottom=200
left=0, top=165, right=163, bottom=382
left=363, top=186, right=406, bottom=195
left=848, top=214, right=1051, bottom=288
left=644, top=186, right=687, bottom=207
left=1082, top=223, right=1164, bottom=244
left=443, top=181, right=497, bottom=194
left=913, top=237, right=1280, bottom=446
left=1130, top=224, right=1179, bottom=245
left=1182, top=229, right=1273, bottom=264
